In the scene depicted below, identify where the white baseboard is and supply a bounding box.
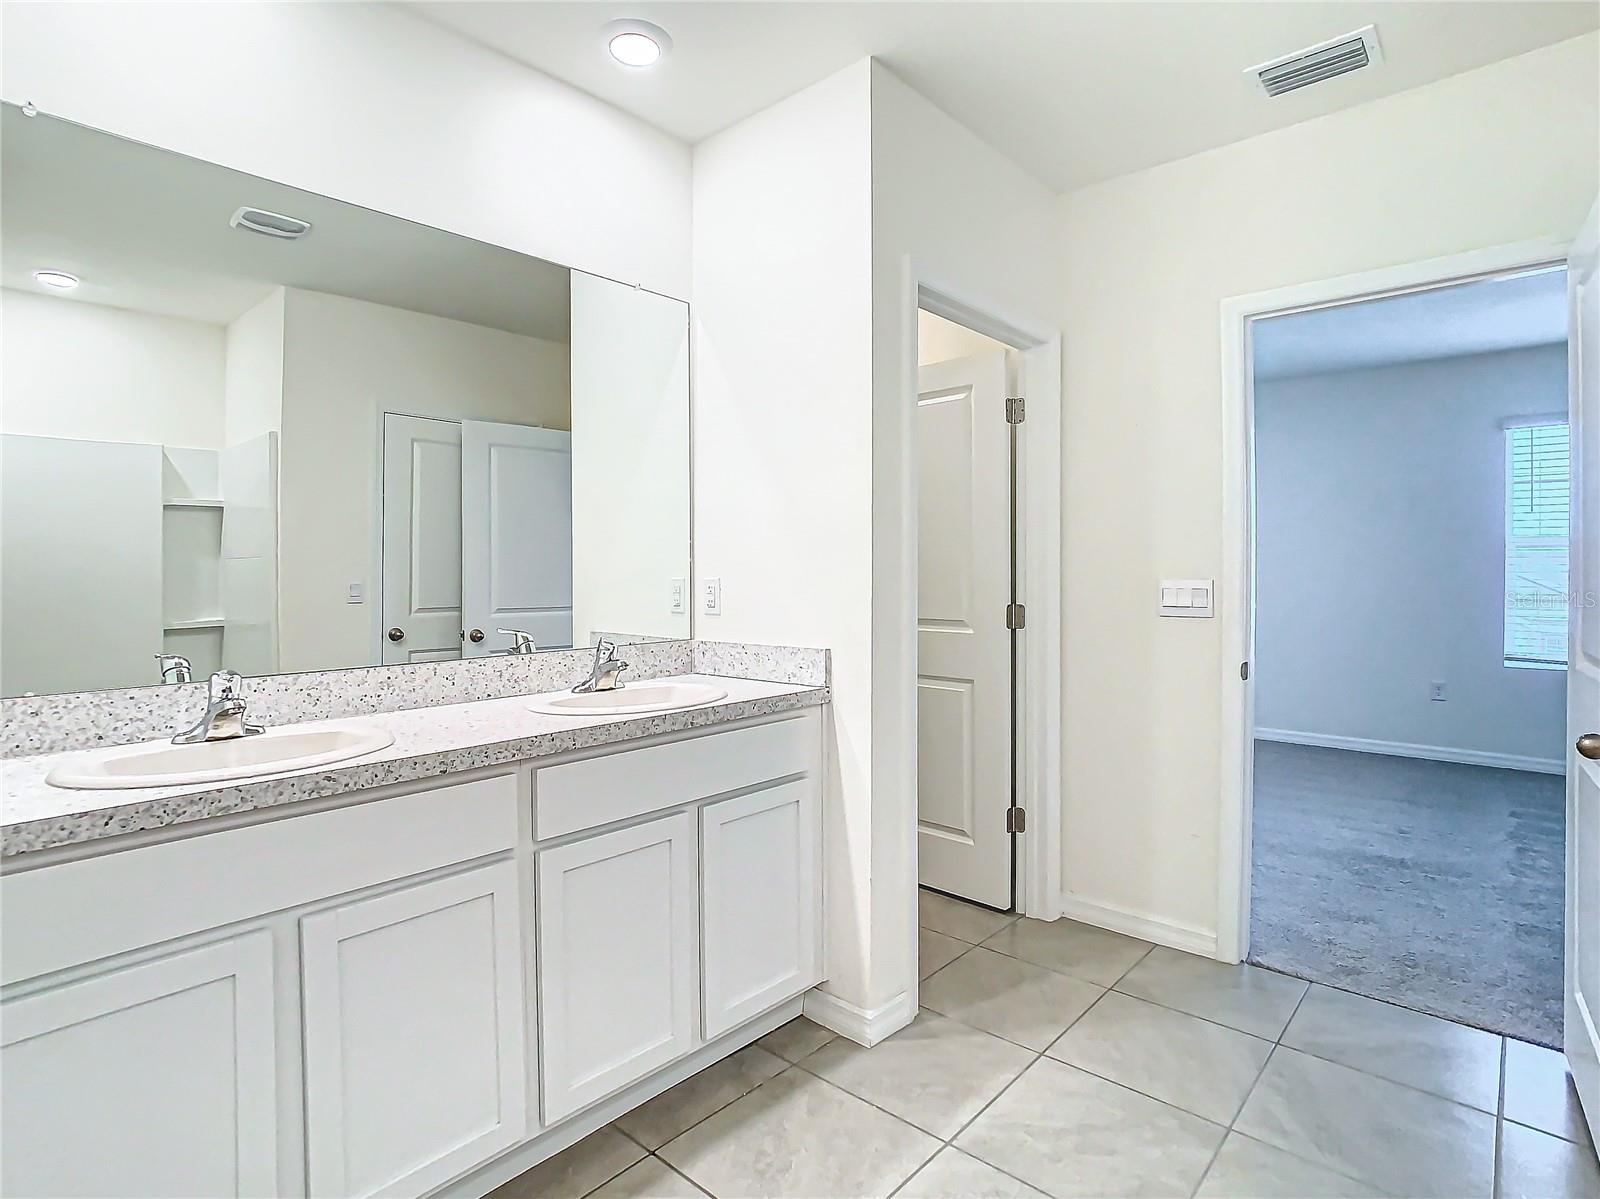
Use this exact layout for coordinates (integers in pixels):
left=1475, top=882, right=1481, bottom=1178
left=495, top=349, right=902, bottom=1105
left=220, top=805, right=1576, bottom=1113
left=1057, top=894, right=1219, bottom=958
left=803, top=985, right=915, bottom=1047
left=1255, top=728, right=1564, bottom=775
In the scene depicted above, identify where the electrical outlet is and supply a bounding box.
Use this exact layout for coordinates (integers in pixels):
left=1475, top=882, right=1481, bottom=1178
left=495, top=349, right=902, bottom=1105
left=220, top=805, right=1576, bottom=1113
left=669, top=577, right=686, bottom=615
left=702, top=577, right=722, bottom=616
left=1430, top=682, right=1447, bottom=702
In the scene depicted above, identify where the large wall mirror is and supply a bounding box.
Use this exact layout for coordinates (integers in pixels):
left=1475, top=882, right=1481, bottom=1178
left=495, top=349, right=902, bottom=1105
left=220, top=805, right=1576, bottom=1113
left=0, top=104, right=692, bottom=698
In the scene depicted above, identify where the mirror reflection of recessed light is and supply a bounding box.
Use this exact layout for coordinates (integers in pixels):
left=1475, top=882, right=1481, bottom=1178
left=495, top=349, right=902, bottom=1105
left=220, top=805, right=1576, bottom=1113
left=33, top=270, right=79, bottom=291
left=605, top=19, right=671, bottom=68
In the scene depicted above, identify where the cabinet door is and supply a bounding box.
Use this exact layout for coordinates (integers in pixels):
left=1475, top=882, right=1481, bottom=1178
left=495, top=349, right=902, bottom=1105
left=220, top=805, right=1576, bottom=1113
left=537, top=812, right=698, bottom=1121
left=301, top=861, right=528, bottom=1198
left=701, top=780, right=822, bottom=1037
left=1, top=931, right=278, bottom=1198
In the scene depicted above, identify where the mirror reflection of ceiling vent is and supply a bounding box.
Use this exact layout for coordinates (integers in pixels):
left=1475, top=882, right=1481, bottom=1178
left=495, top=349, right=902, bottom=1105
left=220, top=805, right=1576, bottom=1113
left=229, top=207, right=312, bottom=240
left=1247, top=25, right=1383, bottom=97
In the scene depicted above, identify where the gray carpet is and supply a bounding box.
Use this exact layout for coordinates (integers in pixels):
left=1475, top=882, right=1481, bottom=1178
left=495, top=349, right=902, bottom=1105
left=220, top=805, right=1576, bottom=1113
left=1249, top=741, right=1565, bottom=1047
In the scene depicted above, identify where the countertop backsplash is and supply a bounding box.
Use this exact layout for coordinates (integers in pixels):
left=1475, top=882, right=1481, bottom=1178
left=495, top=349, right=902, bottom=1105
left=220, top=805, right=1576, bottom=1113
left=0, top=640, right=828, bottom=759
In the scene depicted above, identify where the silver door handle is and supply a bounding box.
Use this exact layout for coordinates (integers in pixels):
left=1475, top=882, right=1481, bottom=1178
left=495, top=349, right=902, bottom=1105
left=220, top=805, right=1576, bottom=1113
left=1578, top=733, right=1600, bottom=761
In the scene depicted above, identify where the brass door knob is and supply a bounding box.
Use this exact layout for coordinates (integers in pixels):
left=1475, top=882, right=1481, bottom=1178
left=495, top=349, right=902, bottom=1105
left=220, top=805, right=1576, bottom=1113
left=387, top=627, right=405, bottom=643
left=1579, top=733, right=1600, bottom=761
left=468, top=628, right=485, bottom=643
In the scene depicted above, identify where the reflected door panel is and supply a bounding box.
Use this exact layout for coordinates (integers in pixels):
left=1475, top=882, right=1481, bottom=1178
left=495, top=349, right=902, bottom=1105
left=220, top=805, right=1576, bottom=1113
left=461, top=421, right=574, bottom=655
left=381, top=415, right=463, bottom=666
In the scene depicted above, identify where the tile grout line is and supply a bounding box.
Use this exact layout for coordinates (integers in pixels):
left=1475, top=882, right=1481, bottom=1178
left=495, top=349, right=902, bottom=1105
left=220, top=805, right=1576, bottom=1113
left=847, top=980, right=1127, bottom=1197
left=648, top=1150, right=712, bottom=1197
left=1184, top=993, right=1303, bottom=1199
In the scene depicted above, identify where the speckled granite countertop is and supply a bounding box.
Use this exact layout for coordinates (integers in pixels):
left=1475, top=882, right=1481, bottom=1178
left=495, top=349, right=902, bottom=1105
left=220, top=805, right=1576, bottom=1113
left=1, top=675, right=827, bottom=860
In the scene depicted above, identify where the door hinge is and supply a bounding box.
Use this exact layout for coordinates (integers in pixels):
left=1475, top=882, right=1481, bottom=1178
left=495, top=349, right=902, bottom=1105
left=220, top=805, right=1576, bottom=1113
left=1240, top=661, right=1250, bottom=681
left=1006, top=602, right=1027, bottom=631
left=1006, top=807, right=1027, bottom=834
left=1005, top=397, right=1026, bottom=424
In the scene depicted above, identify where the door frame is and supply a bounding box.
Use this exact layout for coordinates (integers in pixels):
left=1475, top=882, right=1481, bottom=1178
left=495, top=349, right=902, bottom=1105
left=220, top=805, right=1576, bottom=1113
left=1217, top=235, right=1573, bottom=963
left=911, top=277, right=1064, bottom=924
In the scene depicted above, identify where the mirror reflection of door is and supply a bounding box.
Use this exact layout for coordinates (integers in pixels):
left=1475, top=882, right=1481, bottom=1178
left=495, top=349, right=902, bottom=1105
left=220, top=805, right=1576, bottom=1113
left=461, top=421, right=573, bottom=656
left=380, top=415, right=463, bottom=666
left=380, top=415, right=574, bottom=664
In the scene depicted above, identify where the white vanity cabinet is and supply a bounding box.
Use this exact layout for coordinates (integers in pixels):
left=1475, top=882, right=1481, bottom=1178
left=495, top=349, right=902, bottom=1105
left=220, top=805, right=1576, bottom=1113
left=0, top=706, right=826, bottom=1199
left=701, top=779, right=821, bottom=1038
left=301, top=860, right=529, bottom=1197
left=0, top=930, right=280, bottom=1199
left=536, top=812, right=700, bottom=1122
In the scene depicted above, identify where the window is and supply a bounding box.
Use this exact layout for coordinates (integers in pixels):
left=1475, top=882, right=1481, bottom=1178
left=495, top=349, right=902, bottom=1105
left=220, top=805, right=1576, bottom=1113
left=1504, top=421, right=1570, bottom=669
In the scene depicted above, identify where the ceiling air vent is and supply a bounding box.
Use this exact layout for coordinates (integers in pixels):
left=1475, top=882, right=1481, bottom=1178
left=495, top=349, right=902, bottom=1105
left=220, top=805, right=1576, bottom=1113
left=1247, top=25, right=1383, bottom=97
left=229, top=207, right=312, bottom=240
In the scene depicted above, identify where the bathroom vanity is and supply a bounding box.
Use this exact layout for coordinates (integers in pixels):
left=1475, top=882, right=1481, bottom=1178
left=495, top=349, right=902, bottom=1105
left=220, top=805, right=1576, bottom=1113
left=0, top=85, right=833, bottom=1199
left=0, top=659, right=828, bottom=1198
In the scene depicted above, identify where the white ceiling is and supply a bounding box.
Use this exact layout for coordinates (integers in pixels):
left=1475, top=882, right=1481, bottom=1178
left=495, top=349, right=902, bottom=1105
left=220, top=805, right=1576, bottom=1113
left=1, top=105, right=571, bottom=340
left=1252, top=268, right=1568, bottom=381
left=407, top=1, right=1599, bottom=192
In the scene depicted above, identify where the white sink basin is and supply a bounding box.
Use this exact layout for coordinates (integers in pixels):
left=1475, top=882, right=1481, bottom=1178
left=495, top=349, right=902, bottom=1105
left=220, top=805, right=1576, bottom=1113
left=528, top=681, right=728, bottom=717
left=46, top=724, right=396, bottom=790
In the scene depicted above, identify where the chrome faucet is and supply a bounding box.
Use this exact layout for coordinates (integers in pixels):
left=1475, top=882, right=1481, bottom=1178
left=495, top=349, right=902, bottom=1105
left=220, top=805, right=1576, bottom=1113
left=573, top=639, right=628, bottom=693
left=154, top=653, right=193, bottom=684
left=174, top=670, right=265, bottom=744
left=499, top=628, right=538, bottom=655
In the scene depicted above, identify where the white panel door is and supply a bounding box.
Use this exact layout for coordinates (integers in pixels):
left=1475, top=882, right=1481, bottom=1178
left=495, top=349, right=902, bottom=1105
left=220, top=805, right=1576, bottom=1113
left=301, top=861, right=528, bottom=1198
left=461, top=420, right=573, bottom=654
left=1, top=931, right=278, bottom=1199
left=0, top=433, right=163, bottom=695
left=1566, top=195, right=1600, bottom=1146
left=381, top=414, right=463, bottom=665
left=916, top=351, right=1014, bottom=909
left=537, top=812, right=698, bottom=1122
left=701, top=779, right=821, bottom=1038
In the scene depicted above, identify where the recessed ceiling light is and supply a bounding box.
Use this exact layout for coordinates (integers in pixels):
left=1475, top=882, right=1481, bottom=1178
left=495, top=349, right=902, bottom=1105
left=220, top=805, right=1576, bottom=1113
left=32, top=270, right=79, bottom=291
left=605, top=19, right=671, bottom=68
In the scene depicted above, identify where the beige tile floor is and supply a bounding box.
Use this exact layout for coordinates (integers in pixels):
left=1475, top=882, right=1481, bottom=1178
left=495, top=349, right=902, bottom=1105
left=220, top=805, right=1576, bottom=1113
left=491, top=889, right=1600, bottom=1199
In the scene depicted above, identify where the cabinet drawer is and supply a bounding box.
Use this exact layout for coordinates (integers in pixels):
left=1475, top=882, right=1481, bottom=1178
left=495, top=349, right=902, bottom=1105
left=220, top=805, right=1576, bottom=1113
left=534, top=713, right=818, bottom=839
left=2, top=773, right=518, bottom=986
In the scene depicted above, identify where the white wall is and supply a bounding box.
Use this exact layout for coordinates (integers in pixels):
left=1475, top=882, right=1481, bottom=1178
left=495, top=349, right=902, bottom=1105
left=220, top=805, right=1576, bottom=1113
left=0, top=2, right=692, bottom=298
left=224, top=290, right=285, bottom=449
left=569, top=273, right=691, bottom=647
left=0, top=288, right=224, bottom=448
left=917, top=311, right=1009, bottom=366
left=1255, top=345, right=1568, bottom=770
left=868, top=62, right=1063, bottom=1015
left=692, top=63, right=876, bottom=1010
left=1056, top=33, right=1599, bottom=947
left=276, top=288, right=570, bottom=672
left=692, top=59, right=1063, bottom=1028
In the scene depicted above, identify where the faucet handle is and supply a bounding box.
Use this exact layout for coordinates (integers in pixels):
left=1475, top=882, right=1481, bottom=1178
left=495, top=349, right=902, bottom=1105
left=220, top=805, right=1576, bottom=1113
left=498, top=628, right=537, bottom=654
left=208, top=669, right=246, bottom=701
left=154, top=653, right=193, bottom=684
left=596, top=638, right=617, bottom=660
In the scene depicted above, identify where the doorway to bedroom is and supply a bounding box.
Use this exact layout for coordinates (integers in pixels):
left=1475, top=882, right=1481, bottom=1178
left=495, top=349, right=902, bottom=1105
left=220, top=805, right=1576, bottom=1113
left=1248, top=266, right=1570, bottom=1046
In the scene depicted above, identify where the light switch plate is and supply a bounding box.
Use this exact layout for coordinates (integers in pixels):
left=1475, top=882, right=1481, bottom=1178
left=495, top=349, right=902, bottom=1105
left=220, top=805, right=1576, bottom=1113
left=702, top=577, right=722, bottom=616
left=1159, top=578, right=1214, bottom=618
left=346, top=582, right=365, bottom=605
left=669, top=577, right=686, bottom=615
